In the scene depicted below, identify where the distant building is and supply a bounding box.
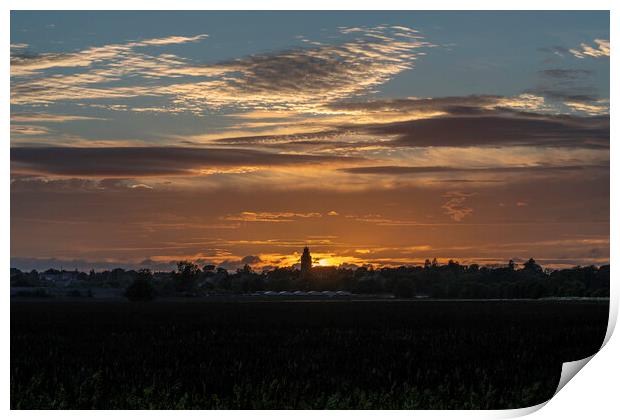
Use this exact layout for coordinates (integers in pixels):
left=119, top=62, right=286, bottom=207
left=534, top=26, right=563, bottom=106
left=300, top=247, right=312, bottom=278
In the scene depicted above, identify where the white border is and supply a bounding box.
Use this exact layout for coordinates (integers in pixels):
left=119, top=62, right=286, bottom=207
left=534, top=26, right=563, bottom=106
left=3, top=2, right=616, bottom=419
left=3, top=1, right=617, bottom=10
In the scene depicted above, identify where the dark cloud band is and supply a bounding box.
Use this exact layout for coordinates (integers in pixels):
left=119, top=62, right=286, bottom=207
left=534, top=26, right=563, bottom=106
left=340, top=164, right=609, bottom=175
left=11, top=147, right=357, bottom=177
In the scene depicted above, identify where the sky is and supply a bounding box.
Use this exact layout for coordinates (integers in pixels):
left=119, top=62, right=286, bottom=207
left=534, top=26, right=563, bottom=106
left=10, top=11, right=610, bottom=271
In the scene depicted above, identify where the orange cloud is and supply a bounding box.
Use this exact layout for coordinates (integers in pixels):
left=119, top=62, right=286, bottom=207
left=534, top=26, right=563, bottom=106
left=441, top=192, right=474, bottom=222
left=223, top=212, right=323, bottom=223
left=570, top=39, right=610, bottom=58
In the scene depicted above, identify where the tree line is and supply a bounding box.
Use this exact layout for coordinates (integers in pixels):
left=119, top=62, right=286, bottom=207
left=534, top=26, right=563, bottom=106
left=10, top=258, right=610, bottom=301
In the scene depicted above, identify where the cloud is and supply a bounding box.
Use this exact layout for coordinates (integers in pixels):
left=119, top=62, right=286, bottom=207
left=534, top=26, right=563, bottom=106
left=11, top=26, right=433, bottom=113
left=10, top=257, right=138, bottom=271
left=129, top=34, right=209, bottom=46
left=218, top=255, right=263, bottom=270
left=570, top=39, right=610, bottom=59
left=10, top=34, right=211, bottom=107
left=328, top=93, right=570, bottom=116
left=352, top=215, right=422, bottom=226
left=539, top=69, right=593, bottom=79
left=10, top=33, right=208, bottom=76
left=326, top=95, right=503, bottom=114
left=202, top=129, right=345, bottom=147
left=241, top=255, right=262, bottom=264
left=339, top=164, right=608, bottom=175
left=532, top=85, right=596, bottom=103
left=10, top=125, right=50, bottom=136
left=368, top=113, right=609, bottom=149
left=532, top=66, right=607, bottom=115
left=222, top=211, right=323, bottom=223
left=539, top=45, right=571, bottom=58
left=162, top=26, right=433, bottom=111
left=128, top=183, right=153, bottom=190
left=11, top=113, right=106, bottom=122
left=563, top=100, right=609, bottom=116
left=441, top=191, right=474, bottom=222
left=327, top=93, right=576, bottom=116
left=197, top=167, right=260, bottom=176
left=10, top=176, right=170, bottom=193
left=200, top=95, right=608, bottom=151
left=10, top=113, right=108, bottom=138
left=10, top=147, right=358, bottom=177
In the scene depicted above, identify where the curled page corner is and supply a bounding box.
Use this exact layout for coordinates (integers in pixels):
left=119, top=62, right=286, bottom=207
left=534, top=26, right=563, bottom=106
left=551, top=292, right=619, bottom=396
left=502, top=354, right=598, bottom=418
left=602, top=296, right=618, bottom=348
left=498, top=400, right=549, bottom=418
left=554, top=355, right=595, bottom=397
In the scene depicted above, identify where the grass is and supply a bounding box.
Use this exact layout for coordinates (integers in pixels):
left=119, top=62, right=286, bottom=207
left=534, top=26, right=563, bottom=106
left=11, top=300, right=608, bottom=409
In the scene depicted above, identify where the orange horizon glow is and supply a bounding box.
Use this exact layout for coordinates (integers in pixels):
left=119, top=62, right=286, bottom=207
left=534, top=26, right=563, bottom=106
left=9, top=15, right=609, bottom=272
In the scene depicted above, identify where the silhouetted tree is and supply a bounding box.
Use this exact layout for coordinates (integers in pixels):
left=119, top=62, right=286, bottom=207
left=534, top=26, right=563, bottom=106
left=174, top=261, right=200, bottom=292
left=10, top=257, right=611, bottom=300
left=125, top=269, right=156, bottom=301
left=523, top=258, right=543, bottom=274
left=237, top=264, right=253, bottom=275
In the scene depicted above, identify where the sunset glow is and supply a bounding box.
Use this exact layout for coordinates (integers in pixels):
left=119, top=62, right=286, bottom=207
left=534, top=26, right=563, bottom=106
left=10, top=11, right=609, bottom=271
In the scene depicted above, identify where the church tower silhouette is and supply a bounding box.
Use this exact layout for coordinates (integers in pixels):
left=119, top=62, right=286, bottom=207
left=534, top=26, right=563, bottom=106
left=300, top=246, right=312, bottom=278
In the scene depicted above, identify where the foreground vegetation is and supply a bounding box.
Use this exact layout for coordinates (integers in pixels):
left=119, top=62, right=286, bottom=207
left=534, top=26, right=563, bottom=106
left=11, top=300, right=608, bottom=409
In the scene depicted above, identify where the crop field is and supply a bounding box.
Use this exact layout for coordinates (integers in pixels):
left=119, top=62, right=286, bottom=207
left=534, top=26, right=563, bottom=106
left=11, top=300, right=609, bottom=409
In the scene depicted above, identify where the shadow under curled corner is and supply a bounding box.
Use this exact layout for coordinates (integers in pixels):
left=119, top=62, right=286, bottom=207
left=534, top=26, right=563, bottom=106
left=504, top=296, right=617, bottom=418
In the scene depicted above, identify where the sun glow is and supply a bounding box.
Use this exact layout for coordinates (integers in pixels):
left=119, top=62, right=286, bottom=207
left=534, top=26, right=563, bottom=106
left=313, top=254, right=365, bottom=268
left=316, top=258, right=332, bottom=267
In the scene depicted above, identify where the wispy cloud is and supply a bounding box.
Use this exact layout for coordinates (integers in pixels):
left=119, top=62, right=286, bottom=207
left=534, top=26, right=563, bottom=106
left=130, top=34, right=209, bottom=46
left=10, top=125, right=50, bottom=136
left=222, top=211, right=323, bottom=223
left=201, top=95, right=609, bottom=152
left=10, top=34, right=208, bottom=76
left=10, top=34, right=210, bottom=107
left=539, top=69, right=593, bottom=79
left=11, top=26, right=433, bottom=113
left=340, top=164, right=607, bottom=175
left=533, top=66, right=607, bottom=115
left=570, top=39, right=610, bottom=59
left=442, top=191, right=474, bottom=222
left=11, top=113, right=106, bottom=122
left=161, top=26, right=433, bottom=111
left=564, top=99, right=609, bottom=115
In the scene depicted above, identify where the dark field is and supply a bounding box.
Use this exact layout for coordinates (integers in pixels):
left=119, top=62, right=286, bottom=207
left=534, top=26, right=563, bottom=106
left=11, top=300, right=609, bottom=409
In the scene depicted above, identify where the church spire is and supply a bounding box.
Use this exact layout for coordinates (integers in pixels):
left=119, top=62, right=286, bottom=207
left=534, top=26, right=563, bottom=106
left=300, top=246, right=312, bottom=278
